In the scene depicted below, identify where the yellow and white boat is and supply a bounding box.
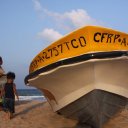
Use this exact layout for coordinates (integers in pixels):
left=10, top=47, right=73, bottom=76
left=25, top=26, right=128, bottom=128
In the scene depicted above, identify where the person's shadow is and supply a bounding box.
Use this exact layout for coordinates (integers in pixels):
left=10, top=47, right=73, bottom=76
left=14, top=101, right=45, bottom=118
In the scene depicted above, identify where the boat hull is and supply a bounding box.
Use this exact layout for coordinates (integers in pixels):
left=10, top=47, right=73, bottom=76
left=28, top=58, right=128, bottom=112
left=57, top=89, right=128, bottom=128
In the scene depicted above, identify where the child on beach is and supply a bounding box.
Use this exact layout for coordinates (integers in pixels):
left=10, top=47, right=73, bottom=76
left=2, top=72, right=19, bottom=119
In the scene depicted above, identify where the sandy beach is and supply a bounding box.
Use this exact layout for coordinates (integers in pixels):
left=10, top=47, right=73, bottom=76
left=0, top=101, right=77, bottom=128
left=0, top=100, right=128, bottom=128
left=103, top=105, right=128, bottom=128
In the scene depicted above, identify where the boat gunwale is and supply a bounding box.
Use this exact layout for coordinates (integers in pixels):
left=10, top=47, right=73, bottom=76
left=25, top=51, right=128, bottom=84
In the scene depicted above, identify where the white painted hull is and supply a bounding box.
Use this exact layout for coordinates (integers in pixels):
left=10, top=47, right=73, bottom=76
left=28, top=57, right=128, bottom=112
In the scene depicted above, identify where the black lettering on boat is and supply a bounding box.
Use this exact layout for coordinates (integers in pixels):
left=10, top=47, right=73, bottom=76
left=53, top=47, right=59, bottom=56
left=121, top=38, right=127, bottom=46
left=79, top=36, right=86, bottom=47
left=94, top=32, right=101, bottom=42
left=106, top=34, right=113, bottom=43
left=114, top=34, right=120, bottom=43
left=64, top=42, right=70, bottom=50
left=43, top=51, right=50, bottom=59
left=37, top=56, right=44, bottom=62
left=101, top=33, right=107, bottom=42
left=71, top=39, right=79, bottom=48
left=30, top=60, right=38, bottom=69
left=58, top=44, right=63, bottom=53
left=48, top=49, right=53, bottom=57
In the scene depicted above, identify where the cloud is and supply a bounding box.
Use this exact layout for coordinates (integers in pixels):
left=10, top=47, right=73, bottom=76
left=64, top=9, right=98, bottom=28
left=32, top=0, right=103, bottom=43
left=44, top=9, right=100, bottom=29
left=32, top=1, right=102, bottom=29
left=37, top=28, right=63, bottom=43
left=32, top=0, right=42, bottom=11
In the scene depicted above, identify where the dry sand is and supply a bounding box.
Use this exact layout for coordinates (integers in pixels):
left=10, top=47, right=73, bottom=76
left=0, top=100, right=128, bottom=128
left=103, top=105, right=128, bottom=128
left=0, top=101, right=77, bottom=128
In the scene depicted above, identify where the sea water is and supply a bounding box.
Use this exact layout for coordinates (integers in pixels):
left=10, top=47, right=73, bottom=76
left=17, top=89, right=46, bottom=101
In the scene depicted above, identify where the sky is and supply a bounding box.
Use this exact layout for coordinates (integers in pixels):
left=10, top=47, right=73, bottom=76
left=0, top=0, right=128, bottom=89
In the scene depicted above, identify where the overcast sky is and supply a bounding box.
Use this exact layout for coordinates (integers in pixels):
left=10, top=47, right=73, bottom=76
left=0, top=0, right=128, bottom=89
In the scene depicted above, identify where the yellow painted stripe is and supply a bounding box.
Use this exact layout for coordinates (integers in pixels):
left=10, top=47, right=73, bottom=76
left=29, top=26, right=128, bottom=73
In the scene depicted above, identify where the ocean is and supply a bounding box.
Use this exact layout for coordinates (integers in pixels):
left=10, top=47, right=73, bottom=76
left=17, top=89, right=46, bottom=101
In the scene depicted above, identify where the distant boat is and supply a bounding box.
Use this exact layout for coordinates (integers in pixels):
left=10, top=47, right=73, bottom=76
left=25, top=26, right=128, bottom=128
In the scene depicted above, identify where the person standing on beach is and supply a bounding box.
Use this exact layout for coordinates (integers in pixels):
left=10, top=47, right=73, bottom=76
left=0, top=56, right=5, bottom=76
left=0, top=56, right=6, bottom=86
left=2, top=72, right=19, bottom=119
left=0, top=56, right=6, bottom=111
